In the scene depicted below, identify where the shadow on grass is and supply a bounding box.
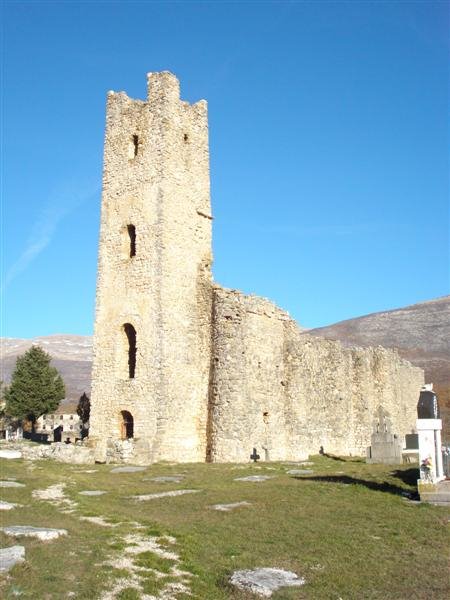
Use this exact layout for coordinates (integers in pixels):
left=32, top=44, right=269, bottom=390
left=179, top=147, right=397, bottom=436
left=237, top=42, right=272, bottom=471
left=322, top=453, right=364, bottom=463
left=390, top=468, right=420, bottom=487
left=294, top=474, right=417, bottom=497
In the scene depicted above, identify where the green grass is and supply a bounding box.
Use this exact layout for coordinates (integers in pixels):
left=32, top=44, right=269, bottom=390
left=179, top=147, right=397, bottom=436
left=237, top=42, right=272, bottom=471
left=0, top=452, right=449, bottom=599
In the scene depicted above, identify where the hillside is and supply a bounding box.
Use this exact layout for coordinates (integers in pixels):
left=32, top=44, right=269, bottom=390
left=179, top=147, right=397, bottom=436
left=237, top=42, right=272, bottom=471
left=307, top=296, right=450, bottom=438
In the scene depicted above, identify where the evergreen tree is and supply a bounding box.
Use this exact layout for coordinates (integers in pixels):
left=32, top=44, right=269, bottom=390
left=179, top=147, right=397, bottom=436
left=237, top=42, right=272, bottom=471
left=5, top=346, right=65, bottom=431
left=76, top=392, right=90, bottom=439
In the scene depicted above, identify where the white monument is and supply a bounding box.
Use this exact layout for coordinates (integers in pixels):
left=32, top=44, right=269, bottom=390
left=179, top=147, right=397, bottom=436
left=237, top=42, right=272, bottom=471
left=417, top=384, right=444, bottom=483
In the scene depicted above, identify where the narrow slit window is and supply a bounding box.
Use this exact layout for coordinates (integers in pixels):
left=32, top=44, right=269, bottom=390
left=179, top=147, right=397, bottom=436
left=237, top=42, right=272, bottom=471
left=127, top=224, right=136, bottom=257
left=133, top=135, right=139, bottom=157
left=123, top=323, right=137, bottom=378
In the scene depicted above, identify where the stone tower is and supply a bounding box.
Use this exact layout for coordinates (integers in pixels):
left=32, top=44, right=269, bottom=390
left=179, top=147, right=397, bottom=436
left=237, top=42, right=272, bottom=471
left=89, top=71, right=423, bottom=465
left=89, top=72, right=213, bottom=462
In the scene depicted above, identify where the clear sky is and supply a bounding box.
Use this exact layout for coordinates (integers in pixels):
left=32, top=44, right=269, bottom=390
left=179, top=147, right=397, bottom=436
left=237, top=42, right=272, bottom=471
left=2, top=1, right=449, bottom=339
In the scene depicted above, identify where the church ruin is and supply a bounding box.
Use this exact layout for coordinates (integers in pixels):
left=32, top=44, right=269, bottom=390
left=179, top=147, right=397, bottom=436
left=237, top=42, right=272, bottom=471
left=89, top=72, right=424, bottom=464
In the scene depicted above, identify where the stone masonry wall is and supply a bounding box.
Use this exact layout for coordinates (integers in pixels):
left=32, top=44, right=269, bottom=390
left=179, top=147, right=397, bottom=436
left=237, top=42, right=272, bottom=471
left=90, top=72, right=424, bottom=464
left=208, top=286, right=424, bottom=462
left=89, top=73, right=212, bottom=462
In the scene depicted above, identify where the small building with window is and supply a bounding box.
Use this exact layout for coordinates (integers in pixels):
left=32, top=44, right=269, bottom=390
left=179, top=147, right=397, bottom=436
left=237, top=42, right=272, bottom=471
left=36, top=410, right=83, bottom=443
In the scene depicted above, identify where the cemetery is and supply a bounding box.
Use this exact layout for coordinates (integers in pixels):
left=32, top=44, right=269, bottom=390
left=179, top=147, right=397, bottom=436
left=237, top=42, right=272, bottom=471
left=0, top=447, right=449, bottom=599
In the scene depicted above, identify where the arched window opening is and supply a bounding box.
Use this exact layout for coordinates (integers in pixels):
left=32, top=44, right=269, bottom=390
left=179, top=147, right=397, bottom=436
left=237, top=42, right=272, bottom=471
left=123, top=323, right=137, bottom=378
left=127, top=224, right=136, bottom=257
left=120, top=410, right=134, bottom=439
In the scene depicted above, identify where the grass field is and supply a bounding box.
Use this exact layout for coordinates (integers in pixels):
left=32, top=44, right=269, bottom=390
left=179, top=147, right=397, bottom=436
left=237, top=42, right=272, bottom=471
left=0, top=451, right=449, bottom=599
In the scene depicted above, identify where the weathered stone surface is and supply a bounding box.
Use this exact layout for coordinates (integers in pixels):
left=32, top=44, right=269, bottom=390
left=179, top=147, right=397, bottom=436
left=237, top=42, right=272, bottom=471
left=366, top=406, right=403, bottom=464
left=148, top=476, right=184, bottom=483
left=208, top=288, right=424, bottom=462
left=131, top=489, right=200, bottom=501
left=110, top=466, right=146, bottom=473
left=79, top=490, right=107, bottom=496
left=0, top=481, right=25, bottom=488
left=0, top=546, right=25, bottom=572
left=1, top=526, right=68, bottom=541
left=0, top=501, right=21, bottom=510
left=230, top=567, right=305, bottom=597
left=19, top=442, right=95, bottom=464
left=79, top=516, right=117, bottom=527
left=89, top=71, right=212, bottom=465
left=234, top=475, right=274, bottom=482
left=287, top=469, right=314, bottom=476
left=88, top=71, right=424, bottom=465
left=0, top=450, right=22, bottom=459
left=211, top=501, right=251, bottom=512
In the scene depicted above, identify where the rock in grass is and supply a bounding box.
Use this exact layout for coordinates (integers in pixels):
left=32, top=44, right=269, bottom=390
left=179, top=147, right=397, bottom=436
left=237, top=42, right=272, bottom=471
left=0, top=546, right=25, bottom=572
left=0, top=450, right=22, bottom=459
left=131, top=489, right=200, bottom=501
left=148, top=476, right=184, bottom=483
left=0, top=501, right=21, bottom=510
left=230, top=567, right=305, bottom=597
left=110, top=466, right=146, bottom=473
left=287, top=469, right=314, bottom=476
left=234, top=475, right=274, bottom=482
left=0, top=481, right=25, bottom=488
left=1, top=526, right=67, bottom=541
left=211, top=501, right=251, bottom=511
left=78, top=490, right=107, bottom=496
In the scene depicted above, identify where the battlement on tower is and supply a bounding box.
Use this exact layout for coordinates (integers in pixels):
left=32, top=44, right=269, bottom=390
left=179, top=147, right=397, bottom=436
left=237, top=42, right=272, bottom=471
left=106, top=71, right=207, bottom=115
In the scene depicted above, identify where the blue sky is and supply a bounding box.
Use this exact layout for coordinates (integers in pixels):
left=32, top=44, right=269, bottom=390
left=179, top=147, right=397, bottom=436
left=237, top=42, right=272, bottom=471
left=2, top=1, right=449, bottom=339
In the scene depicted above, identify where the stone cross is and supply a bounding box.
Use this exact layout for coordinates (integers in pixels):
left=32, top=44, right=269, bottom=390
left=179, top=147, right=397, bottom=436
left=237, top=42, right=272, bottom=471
left=250, top=448, right=260, bottom=463
left=372, top=406, right=392, bottom=434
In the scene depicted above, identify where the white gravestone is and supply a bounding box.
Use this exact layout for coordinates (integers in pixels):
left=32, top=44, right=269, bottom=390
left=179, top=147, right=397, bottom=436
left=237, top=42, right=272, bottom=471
left=417, top=385, right=444, bottom=484
left=417, top=418, right=444, bottom=483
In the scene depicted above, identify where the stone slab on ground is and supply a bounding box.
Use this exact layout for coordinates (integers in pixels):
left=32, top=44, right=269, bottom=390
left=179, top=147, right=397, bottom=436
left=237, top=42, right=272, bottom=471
left=234, top=475, right=274, bottom=482
left=73, top=469, right=98, bottom=473
left=1, top=526, right=68, bottom=541
left=211, top=501, right=251, bottom=512
left=147, top=476, right=184, bottom=483
left=287, top=469, right=314, bottom=476
left=230, top=567, right=305, bottom=597
left=79, top=490, right=107, bottom=496
left=0, top=501, right=21, bottom=510
left=0, top=481, right=25, bottom=488
left=131, top=489, right=200, bottom=501
left=79, top=516, right=118, bottom=527
left=110, top=466, right=146, bottom=473
left=0, top=450, right=22, bottom=459
left=0, top=546, right=25, bottom=572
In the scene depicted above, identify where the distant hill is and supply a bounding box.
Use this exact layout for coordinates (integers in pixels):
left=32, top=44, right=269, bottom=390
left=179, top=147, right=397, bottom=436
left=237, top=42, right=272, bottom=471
left=306, top=296, right=450, bottom=439
left=2, top=295, right=449, bottom=436
left=1, top=335, right=92, bottom=412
